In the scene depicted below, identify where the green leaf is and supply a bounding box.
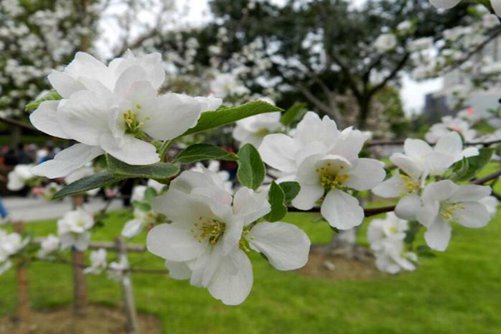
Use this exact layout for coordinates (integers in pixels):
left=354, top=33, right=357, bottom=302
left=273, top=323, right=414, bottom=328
left=132, top=200, right=151, bottom=211
left=53, top=172, right=120, bottom=199
left=279, top=181, right=301, bottom=203
left=450, top=148, right=493, bottom=182
left=280, top=102, right=306, bottom=126
left=237, top=144, right=265, bottom=190
left=182, top=101, right=283, bottom=136
left=176, top=144, right=238, bottom=163
left=25, top=90, right=62, bottom=112
left=106, top=155, right=179, bottom=180
left=416, top=245, right=436, bottom=258
left=144, top=187, right=157, bottom=201
left=265, top=181, right=287, bottom=222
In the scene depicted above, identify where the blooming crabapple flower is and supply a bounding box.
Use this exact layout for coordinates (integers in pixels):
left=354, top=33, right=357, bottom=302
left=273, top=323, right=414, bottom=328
left=85, top=249, right=108, bottom=275
left=373, top=132, right=477, bottom=220
left=425, top=116, right=477, bottom=143
left=147, top=170, right=310, bottom=305
left=30, top=51, right=206, bottom=178
left=0, top=230, right=28, bottom=261
left=232, top=112, right=283, bottom=148
left=210, top=72, right=249, bottom=98
left=367, top=213, right=417, bottom=274
left=58, top=209, right=94, bottom=251
left=259, top=112, right=385, bottom=230
left=7, top=164, right=35, bottom=191
left=38, top=234, right=60, bottom=259
left=192, top=161, right=233, bottom=192
left=374, top=33, right=397, bottom=53
left=416, top=180, right=492, bottom=251
left=122, top=209, right=161, bottom=238
left=430, top=0, right=501, bottom=17
left=108, top=257, right=129, bottom=281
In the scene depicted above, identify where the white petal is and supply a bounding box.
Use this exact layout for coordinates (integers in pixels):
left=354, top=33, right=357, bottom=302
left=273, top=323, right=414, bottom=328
left=291, top=184, right=324, bottom=210
left=429, top=0, right=462, bottom=9
left=321, top=190, right=364, bottom=230
left=31, top=144, right=104, bottom=179
left=99, top=133, right=159, bottom=165
left=57, top=90, right=111, bottom=146
left=345, top=158, right=386, bottom=191
left=395, top=194, right=422, bottom=221
left=421, top=180, right=457, bottom=204
left=248, top=222, right=310, bottom=270
left=448, top=184, right=491, bottom=203
left=296, top=154, right=326, bottom=185
left=372, top=175, right=406, bottom=198
left=146, top=223, right=205, bottom=262
left=233, top=187, right=270, bottom=225
left=390, top=154, right=423, bottom=179
left=416, top=202, right=440, bottom=227
left=30, top=101, right=71, bottom=139
left=330, top=127, right=367, bottom=160
left=424, top=219, right=452, bottom=251
left=113, top=65, right=148, bottom=98
left=48, top=71, right=85, bottom=98
left=165, top=260, right=192, bottom=280
left=492, top=0, right=501, bottom=16
left=404, top=138, right=432, bottom=158
left=455, top=202, right=491, bottom=228
left=121, top=219, right=143, bottom=238
left=207, top=249, right=253, bottom=306
left=195, top=96, right=222, bottom=112
left=259, top=134, right=298, bottom=173
left=434, top=132, right=462, bottom=157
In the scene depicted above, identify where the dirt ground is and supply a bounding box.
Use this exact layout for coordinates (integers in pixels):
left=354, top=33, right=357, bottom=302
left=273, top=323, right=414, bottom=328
left=297, top=247, right=382, bottom=280
left=0, top=304, right=162, bottom=334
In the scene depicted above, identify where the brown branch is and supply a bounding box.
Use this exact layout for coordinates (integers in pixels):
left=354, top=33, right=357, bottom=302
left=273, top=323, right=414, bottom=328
left=0, top=116, right=40, bottom=133
left=472, top=170, right=501, bottom=185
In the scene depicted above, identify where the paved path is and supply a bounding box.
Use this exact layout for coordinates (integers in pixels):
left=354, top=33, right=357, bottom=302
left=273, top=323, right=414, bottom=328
left=3, top=197, right=124, bottom=222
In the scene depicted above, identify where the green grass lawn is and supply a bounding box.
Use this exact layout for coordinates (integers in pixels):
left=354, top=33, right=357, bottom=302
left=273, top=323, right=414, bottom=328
left=1, top=203, right=500, bottom=334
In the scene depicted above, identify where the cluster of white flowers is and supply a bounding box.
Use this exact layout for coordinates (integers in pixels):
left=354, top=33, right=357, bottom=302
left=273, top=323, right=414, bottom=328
left=30, top=51, right=221, bottom=178
left=259, top=112, right=385, bottom=230
left=38, top=234, right=60, bottom=259
left=430, top=0, right=501, bottom=16
left=7, top=165, right=36, bottom=191
left=57, top=209, right=94, bottom=251
left=373, top=132, right=494, bottom=251
left=146, top=169, right=310, bottom=305
left=85, top=248, right=108, bottom=275
left=0, top=229, right=28, bottom=275
left=232, top=110, right=283, bottom=148
left=367, top=213, right=417, bottom=274
left=425, top=116, right=477, bottom=143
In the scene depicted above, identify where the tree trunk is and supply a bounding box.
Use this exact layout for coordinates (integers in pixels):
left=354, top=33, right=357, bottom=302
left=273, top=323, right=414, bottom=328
left=72, top=249, right=87, bottom=316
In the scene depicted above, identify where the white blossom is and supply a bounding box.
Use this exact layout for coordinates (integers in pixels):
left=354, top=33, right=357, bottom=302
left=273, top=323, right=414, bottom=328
left=57, top=209, right=94, bottom=251
left=259, top=112, right=385, bottom=230
left=7, top=165, right=35, bottom=191
left=425, top=116, right=477, bottom=143
left=85, top=249, right=108, bottom=275
left=374, top=33, right=397, bottom=53
left=38, top=235, right=60, bottom=259
left=147, top=170, right=310, bottom=305
left=233, top=112, right=283, bottom=148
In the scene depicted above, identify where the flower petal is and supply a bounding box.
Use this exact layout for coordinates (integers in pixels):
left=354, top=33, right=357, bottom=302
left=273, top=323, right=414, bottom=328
left=248, top=222, right=310, bottom=270
left=48, top=71, right=85, bottom=98
left=165, top=260, right=192, bottom=280
left=455, top=202, right=491, bottom=228
left=390, top=153, right=423, bottom=179
left=233, top=187, right=270, bottom=225
left=99, top=133, right=159, bottom=165
left=372, top=175, right=406, bottom=198
left=31, top=144, right=104, bottom=179
left=146, top=223, right=205, bottom=262
left=424, top=218, right=452, bottom=251
left=448, top=184, right=491, bottom=203
left=291, top=184, right=324, bottom=210
left=421, top=180, right=457, bottom=204
left=30, top=101, right=70, bottom=139
left=321, top=190, right=364, bottom=230
left=345, top=158, right=386, bottom=191
left=395, top=194, right=422, bottom=221
left=207, top=249, right=253, bottom=306
left=429, top=0, right=462, bottom=9
left=259, top=134, right=298, bottom=173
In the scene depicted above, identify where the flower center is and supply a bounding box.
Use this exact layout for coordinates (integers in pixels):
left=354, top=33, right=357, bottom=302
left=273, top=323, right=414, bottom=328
left=123, top=104, right=145, bottom=134
left=401, top=175, right=420, bottom=193
left=316, top=163, right=349, bottom=190
left=439, top=203, right=464, bottom=223
left=193, top=217, right=226, bottom=245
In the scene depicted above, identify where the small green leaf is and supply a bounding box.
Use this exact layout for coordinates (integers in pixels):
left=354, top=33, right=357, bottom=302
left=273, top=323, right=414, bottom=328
left=237, top=144, right=265, bottom=190
left=53, top=172, right=120, bottom=199
left=25, top=90, right=62, bottom=112
left=144, top=187, right=157, bottom=200
left=132, top=200, right=151, bottom=211
left=176, top=144, right=238, bottom=163
left=182, top=101, right=283, bottom=136
left=106, top=155, right=179, bottom=180
left=280, top=102, right=306, bottom=126
left=279, top=181, right=301, bottom=203
left=450, top=148, right=493, bottom=182
left=416, top=245, right=436, bottom=258
left=265, top=181, right=287, bottom=222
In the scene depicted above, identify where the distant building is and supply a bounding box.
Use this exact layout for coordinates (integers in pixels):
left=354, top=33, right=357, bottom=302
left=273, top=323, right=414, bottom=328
left=423, top=37, right=501, bottom=124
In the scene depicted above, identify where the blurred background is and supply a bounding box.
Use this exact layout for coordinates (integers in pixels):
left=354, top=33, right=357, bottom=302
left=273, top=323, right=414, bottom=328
left=0, top=1, right=500, bottom=333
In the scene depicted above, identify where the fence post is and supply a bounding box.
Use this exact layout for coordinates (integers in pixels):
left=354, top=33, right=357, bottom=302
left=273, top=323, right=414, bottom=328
left=72, top=248, right=87, bottom=316
left=14, top=221, right=29, bottom=322
left=115, top=237, right=139, bottom=334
